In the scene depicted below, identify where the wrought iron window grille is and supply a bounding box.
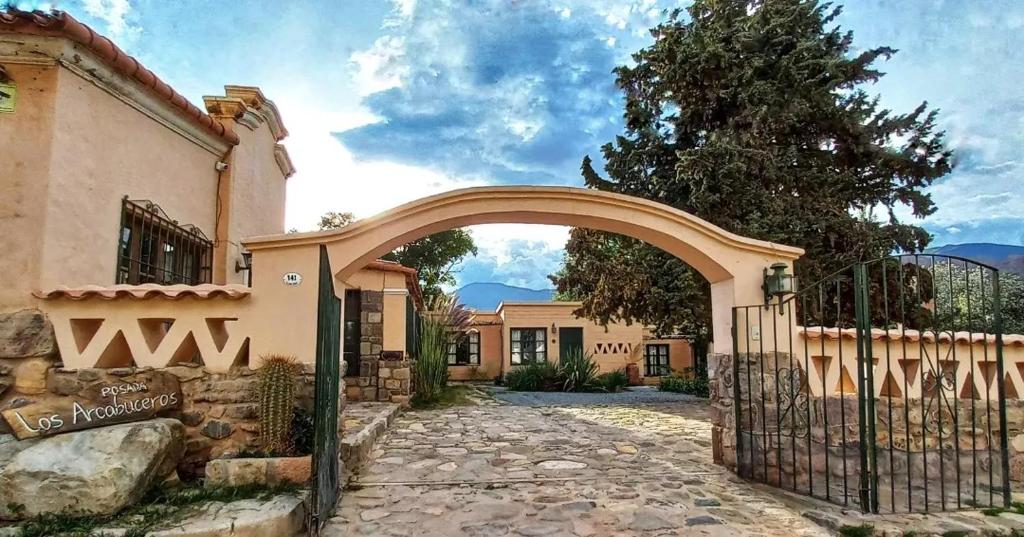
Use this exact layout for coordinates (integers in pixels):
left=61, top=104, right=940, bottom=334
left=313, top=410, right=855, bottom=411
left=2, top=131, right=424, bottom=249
left=116, top=197, right=213, bottom=285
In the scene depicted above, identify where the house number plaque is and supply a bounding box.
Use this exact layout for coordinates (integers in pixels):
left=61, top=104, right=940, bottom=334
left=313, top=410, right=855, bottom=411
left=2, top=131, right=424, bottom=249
left=282, top=272, right=303, bottom=286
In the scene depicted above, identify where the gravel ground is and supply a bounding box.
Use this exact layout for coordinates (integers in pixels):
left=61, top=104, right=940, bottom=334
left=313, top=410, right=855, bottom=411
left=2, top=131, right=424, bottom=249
left=485, top=385, right=702, bottom=406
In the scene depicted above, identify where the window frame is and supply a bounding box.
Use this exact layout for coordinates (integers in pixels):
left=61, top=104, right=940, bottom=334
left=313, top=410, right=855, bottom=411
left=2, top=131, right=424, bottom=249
left=342, top=289, right=362, bottom=378
left=447, top=330, right=480, bottom=366
left=644, top=344, right=671, bottom=377
left=116, top=197, right=213, bottom=285
left=510, top=327, right=547, bottom=365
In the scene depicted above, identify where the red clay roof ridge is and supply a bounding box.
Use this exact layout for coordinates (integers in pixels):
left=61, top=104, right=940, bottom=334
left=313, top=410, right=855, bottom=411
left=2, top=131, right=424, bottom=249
left=0, top=8, right=240, bottom=145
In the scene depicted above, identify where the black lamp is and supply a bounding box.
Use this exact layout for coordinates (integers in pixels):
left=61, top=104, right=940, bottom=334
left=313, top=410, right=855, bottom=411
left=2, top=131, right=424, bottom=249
left=235, top=251, right=253, bottom=287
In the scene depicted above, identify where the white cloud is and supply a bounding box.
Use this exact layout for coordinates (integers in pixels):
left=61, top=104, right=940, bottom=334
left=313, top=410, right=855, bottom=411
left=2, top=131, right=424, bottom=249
left=453, top=225, right=570, bottom=289
left=350, top=35, right=408, bottom=97
left=469, top=225, right=570, bottom=262
left=275, top=92, right=485, bottom=233
left=79, top=0, right=138, bottom=41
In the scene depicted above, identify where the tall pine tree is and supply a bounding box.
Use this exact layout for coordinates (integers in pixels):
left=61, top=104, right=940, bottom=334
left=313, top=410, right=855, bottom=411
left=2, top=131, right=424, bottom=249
left=552, top=0, right=951, bottom=352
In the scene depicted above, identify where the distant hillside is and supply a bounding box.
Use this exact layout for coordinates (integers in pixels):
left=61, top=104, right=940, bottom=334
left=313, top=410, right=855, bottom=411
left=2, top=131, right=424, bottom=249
left=925, top=243, right=1024, bottom=274
left=457, top=282, right=556, bottom=311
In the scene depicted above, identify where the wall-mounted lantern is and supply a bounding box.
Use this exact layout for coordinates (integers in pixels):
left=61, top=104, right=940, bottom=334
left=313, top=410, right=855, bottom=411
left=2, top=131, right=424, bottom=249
left=763, top=262, right=796, bottom=305
left=235, top=251, right=253, bottom=287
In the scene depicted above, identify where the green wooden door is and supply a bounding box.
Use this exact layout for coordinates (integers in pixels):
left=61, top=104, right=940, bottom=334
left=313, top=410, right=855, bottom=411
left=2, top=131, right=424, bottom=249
left=558, top=327, right=583, bottom=359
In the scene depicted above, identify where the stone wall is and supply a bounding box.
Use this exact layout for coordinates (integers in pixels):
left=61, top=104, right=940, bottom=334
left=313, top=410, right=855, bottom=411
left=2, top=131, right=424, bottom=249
left=0, top=308, right=344, bottom=478
left=0, top=310, right=59, bottom=399
left=711, top=352, right=1024, bottom=511
left=377, top=357, right=412, bottom=406
left=345, top=292, right=414, bottom=405
left=0, top=362, right=326, bottom=478
left=355, top=290, right=384, bottom=402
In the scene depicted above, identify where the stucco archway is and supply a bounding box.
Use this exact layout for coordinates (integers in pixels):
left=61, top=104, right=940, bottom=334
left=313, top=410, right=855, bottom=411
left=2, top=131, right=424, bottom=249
left=245, top=186, right=803, bottom=356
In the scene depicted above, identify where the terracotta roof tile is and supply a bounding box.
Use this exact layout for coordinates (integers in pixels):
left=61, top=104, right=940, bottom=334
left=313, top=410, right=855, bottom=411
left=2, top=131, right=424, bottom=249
left=1, top=8, right=239, bottom=145
left=800, top=326, right=1024, bottom=347
left=34, top=284, right=251, bottom=301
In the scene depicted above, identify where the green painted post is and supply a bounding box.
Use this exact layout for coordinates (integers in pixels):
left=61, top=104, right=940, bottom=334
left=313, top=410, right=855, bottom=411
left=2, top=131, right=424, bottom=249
left=993, top=271, right=1012, bottom=508
left=852, top=263, right=878, bottom=512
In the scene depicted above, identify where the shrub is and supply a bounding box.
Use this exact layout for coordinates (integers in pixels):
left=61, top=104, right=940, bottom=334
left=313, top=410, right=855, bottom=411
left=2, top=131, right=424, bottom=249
left=504, top=362, right=561, bottom=391
left=559, top=349, right=601, bottom=392
left=255, top=355, right=301, bottom=455
left=290, top=407, right=314, bottom=456
left=413, top=294, right=473, bottom=405
left=659, top=374, right=709, bottom=397
left=598, top=369, right=629, bottom=393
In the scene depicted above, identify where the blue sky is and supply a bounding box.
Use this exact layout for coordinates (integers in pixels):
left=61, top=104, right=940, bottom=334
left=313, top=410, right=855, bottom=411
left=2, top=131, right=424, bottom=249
left=23, top=0, right=1024, bottom=289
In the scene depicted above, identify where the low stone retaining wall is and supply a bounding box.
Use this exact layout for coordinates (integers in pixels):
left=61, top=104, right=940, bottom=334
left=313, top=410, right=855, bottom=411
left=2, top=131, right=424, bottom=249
left=341, top=403, right=400, bottom=480
left=205, top=455, right=312, bottom=487
left=203, top=402, right=399, bottom=487
left=0, top=362, right=333, bottom=477
left=0, top=493, right=309, bottom=537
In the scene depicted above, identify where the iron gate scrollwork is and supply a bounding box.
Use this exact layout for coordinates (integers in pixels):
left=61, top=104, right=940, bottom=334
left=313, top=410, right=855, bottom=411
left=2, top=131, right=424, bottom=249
left=309, top=245, right=341, bottom=535
left=732, top=254, right=1011, bottom=514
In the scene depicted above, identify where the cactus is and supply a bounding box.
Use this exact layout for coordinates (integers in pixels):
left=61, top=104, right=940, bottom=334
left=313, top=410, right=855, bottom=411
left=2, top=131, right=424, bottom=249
left=256, top=354, right=300, bottom=455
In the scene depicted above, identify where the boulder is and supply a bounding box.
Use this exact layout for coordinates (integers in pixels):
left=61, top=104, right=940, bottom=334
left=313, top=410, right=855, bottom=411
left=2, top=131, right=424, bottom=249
left=0, top=418, right=185, bottom=519
left=0, top=310, right=57, bottom=359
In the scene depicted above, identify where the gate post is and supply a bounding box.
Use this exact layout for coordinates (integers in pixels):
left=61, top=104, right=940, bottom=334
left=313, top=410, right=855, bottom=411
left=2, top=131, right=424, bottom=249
left=993, top=271, right=1012, bottom=507
left=853, top=263, right=879, bottom=512
left=731, top=307, right=744, bottom=476
left=309, top=245, right=342, bottom=535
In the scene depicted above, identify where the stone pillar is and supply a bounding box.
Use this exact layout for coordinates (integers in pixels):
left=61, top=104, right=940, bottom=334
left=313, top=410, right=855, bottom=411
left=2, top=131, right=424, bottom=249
left=358, top=291, right=383, bottom=401
left=708, top=352, right=736, bottom=471
left=377, top=353, right=412, bottom=406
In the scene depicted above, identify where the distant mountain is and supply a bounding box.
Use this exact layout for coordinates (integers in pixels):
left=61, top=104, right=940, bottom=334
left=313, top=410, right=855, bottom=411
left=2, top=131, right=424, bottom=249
left=457, top=282, right=556, bottom=311
left=924, top=243, right=1024, bottom=275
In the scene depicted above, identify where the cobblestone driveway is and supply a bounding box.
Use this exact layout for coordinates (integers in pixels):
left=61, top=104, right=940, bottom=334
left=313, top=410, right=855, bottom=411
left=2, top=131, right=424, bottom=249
left=323, top=401, right=835, bottom=536
left=322, top=399, right=1024, bottom=536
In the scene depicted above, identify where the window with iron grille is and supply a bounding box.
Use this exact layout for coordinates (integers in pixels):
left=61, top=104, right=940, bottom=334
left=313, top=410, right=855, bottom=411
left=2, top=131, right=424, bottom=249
left=644, top=344, right=670, bottom=377
left=510, top=328, right=546, bottom=364
left=447, top=330, right=480, bottom=365
left=117, top=198, right=213, bottom=285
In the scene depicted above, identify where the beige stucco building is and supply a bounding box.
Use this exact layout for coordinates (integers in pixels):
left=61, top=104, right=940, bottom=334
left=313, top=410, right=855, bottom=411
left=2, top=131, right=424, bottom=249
left=0, top=9, right=428, bottom=385
left=0, top=10, right=292, bottom=312
left=447, top=301, right=694, bottom=384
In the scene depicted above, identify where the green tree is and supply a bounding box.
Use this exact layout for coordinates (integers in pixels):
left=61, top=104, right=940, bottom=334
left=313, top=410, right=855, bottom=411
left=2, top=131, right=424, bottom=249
left=316, top=212, right=477, bottom=301
left=316, top=211, right=356, bottom=230
left=553, top=1, right=951, bottom=349
left=381, top=230, right=477, bottom=301
left=931, top=262, right=1024, bottom=335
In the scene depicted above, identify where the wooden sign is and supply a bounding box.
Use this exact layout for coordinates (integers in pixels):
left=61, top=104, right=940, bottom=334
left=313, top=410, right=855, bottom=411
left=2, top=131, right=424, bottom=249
left=1, top=371, right=182, bottom=440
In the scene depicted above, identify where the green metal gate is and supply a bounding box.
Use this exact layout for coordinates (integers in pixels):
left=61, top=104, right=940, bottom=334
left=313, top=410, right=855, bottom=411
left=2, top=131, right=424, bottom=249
left=731, top=254, right=1011, bottom=513
left=309, top=245, right=341, bottom=535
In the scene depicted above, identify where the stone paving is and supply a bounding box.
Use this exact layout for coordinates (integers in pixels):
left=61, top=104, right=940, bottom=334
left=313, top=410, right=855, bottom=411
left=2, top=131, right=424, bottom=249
left=322, top=399, right=1024, bottom=536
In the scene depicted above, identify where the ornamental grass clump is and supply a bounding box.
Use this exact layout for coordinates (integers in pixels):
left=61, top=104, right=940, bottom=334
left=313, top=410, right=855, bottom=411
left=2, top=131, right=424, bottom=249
left=504, top=362, right=561, bottom=392
left=598, top=369, right=629, bottom=393
left=413, top=293, right=473, bottom=404
left=255, top=354, right=301, bottom=455
left=559, top=349, right=601, bottom=392
left=658, top=372, right=709, bottom=398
